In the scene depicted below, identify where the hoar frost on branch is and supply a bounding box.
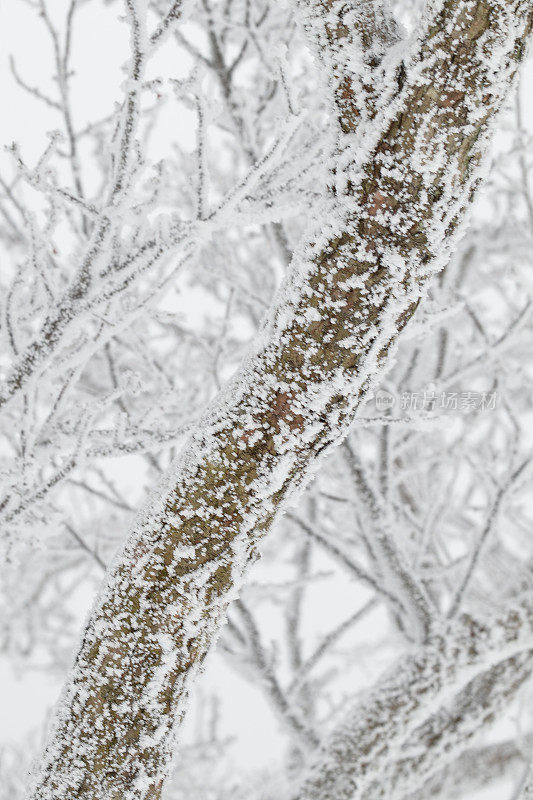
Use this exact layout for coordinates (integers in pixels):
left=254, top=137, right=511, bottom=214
left=0, top=0, right=532, bottom=798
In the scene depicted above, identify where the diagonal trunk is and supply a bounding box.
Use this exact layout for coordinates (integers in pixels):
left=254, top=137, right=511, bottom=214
left=294, top=599, right=533, bottom=800
left=28, top=0, right=533, bottom=798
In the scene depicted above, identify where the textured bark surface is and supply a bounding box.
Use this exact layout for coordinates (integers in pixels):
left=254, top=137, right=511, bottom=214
left=28, top=0, right=533, bottom=798
left=294, top=600, right=533, bottom=800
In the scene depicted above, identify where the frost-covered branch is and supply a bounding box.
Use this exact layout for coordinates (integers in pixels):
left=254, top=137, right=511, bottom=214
left=294, top=599, right=533, bottom=800
left=26, top=0, right=533, bottom=797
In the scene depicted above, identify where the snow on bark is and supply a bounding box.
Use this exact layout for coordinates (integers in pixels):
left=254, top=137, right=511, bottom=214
left=27, top=0, right=533, bottom=798
left=293, top=600, right=533, bottom=800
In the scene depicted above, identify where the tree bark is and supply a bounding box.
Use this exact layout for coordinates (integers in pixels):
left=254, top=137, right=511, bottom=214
left=293, top=600, right=533, bottom=800
left=28, top=0, right=533, bottom=798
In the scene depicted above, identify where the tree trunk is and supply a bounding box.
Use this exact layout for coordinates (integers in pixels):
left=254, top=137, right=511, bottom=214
left=28, top=0, right=533, bottom=798
left=294, top=600, right=533, bottom=800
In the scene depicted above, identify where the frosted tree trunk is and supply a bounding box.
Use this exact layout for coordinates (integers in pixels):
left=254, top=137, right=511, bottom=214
left=293, top=600, right=533, bottom=800
left=28, top=0, right=533, bottom=798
